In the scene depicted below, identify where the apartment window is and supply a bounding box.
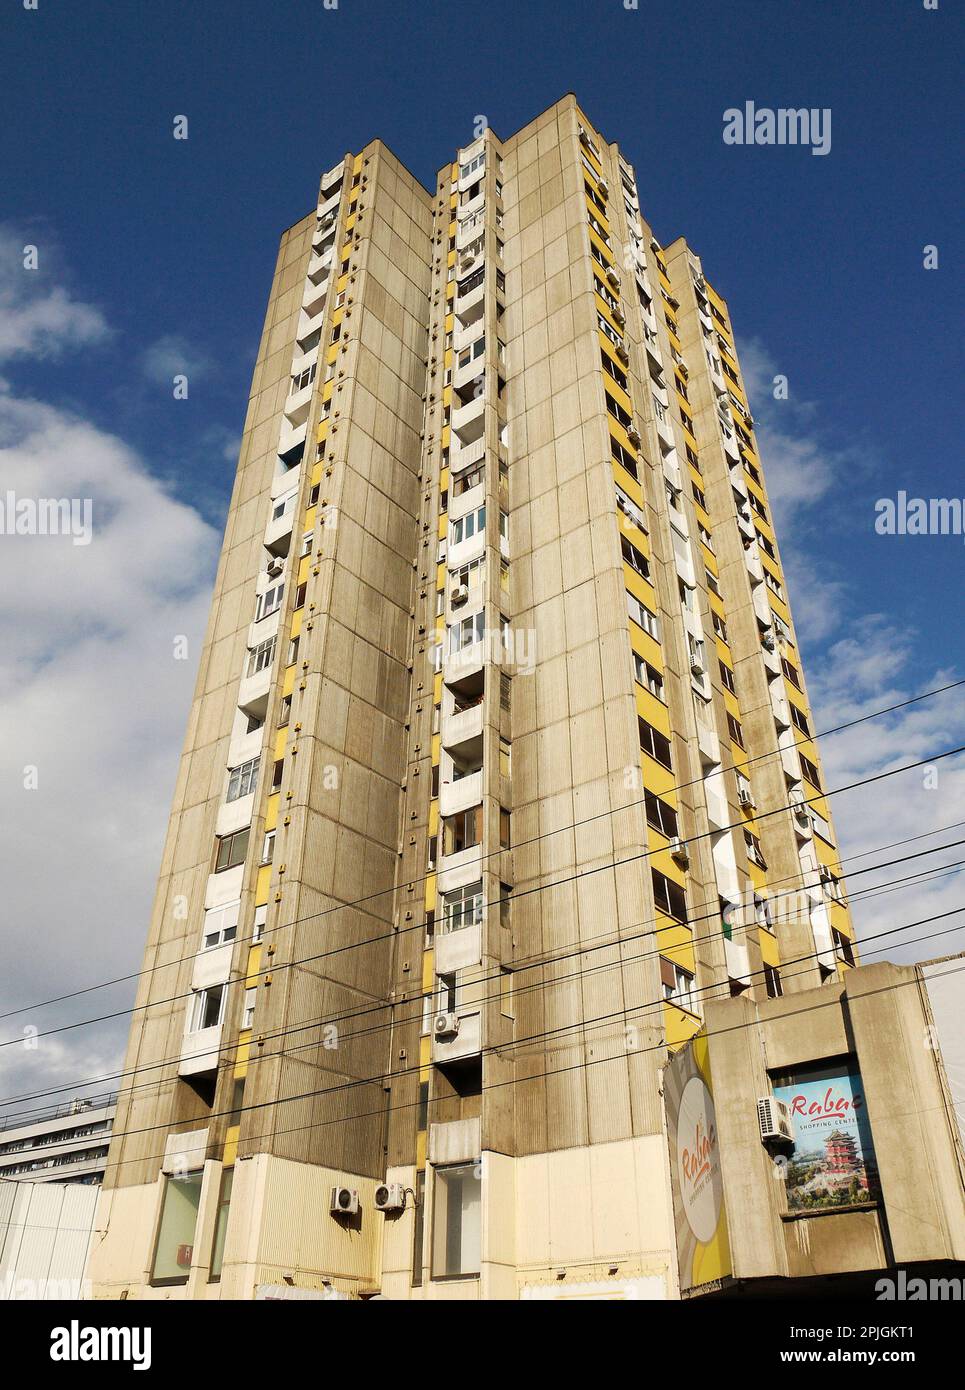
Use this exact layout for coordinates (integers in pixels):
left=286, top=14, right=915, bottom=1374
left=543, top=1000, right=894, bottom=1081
left=698, top=523, right=714, bottom=551
left=441, top=882, right=483, bottom=933
left=626, top=591, right=660, bottom=640
left=150, top=1173, right=204, bottom=1286
left=290, top=363, right=316, bottom=394
left=246, top=638, right=275, bottom=677
left=712, top=612, right=728, bottom=642
left=621, top=535, right=650, bottom=580
left=287, top=635, right=299, bottom=666
left=692, top=484, right=707, bottom=510
left=271, top=492, right=296, bottom=522
left=790, top=704, right=811, bottom=736
left=634, top=654, right=664, bottom=700
left=215, top=827, right=250, bottom=872
left=252, top=904, right=267, bottom=944
left=611, top=436, right=638, bottom=479
left=254, top=584, right=284, bottom=623
left=833, top=929, right=856, bottom=968
left=764, top=964, right=783, bottom=999
left=800, top=755, right=822, bottom=790
left=245, top=713, right=264, bottom=734
left=226, top=757, right=260, bottom=802
left=294, top=581, right=307, bottom=609
left=661, top=958, right=696, bottom=1013
left=601, top=349, right=628, bottom=391
left=605, top=390, right=633, bottom=431
left=616, top=487, right=647, bottom=532
left=261, top=830, right=276, bottom=864
left=757, top=530, right=776, bottom=559
left=499, top=738, right=511, bottom=778
left=645, top=790, right=679, bottom=838
left=278, top=694, right=292, bottom=727
left=499, top=509, right=509, bottom=542
left=432, top=1162, right=481, bottom=1279
left=639, top=717, right=673, bottom=770
left=449, top=610, right=485, bottom=654
left=719, top=662, right=737, bottom=695
left=189, top=983, right=226, bottom=1033
left=781, top=657, right=802, bottom=690
left=652, top=869, right=688, bottom=923
left=765, top=571, right=785, bottom=600
left=450, top=506, right=486, bottom=546
left=727, top=714, right=745, bottom=750
left=202, top=902, right=239, bottom=950
left=242, top=987, right=257, bottom=1030
left=706, top=569, right=722, bottom=598
left=442, top=806, right=483, bottom=856
left=499, top=808, right=511, bottom=849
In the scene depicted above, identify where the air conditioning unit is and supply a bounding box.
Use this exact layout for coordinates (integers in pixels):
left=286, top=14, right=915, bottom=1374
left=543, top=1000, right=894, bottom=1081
left=374, top=1182, right=406, bottom=1213
left=616, top=344, right=630, bottom=365
left=450, top=583, right=469, bottom=606
left=266, top=557, right=285, bottom=577
left=669, top=837, right=689, bottom=866
left=606, top=266, right=621, bottom=289
left=330, top=1186, right=359, bottom=1216
left=738, top=786, right=755, bottom=809
left=757, top=1096, right=794, bottom=1144
left=597, top=177, right=610, bottom=197
left=322, top=210, right=336, bottom=228
left=626, top=425, right=641, bottom=446
left=761, top=632, right=776, bottom=652
left=434, top=1011, right=460, bottom=1039
left=690, top=657, right=704, bottom=677
left=613, top=307, right=627, bottom=327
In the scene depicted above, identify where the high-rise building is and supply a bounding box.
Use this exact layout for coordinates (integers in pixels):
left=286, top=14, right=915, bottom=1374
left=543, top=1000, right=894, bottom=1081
left=0, top=1097, right=115, bottom=1186
left=88, top=95, right=861, bottom=1301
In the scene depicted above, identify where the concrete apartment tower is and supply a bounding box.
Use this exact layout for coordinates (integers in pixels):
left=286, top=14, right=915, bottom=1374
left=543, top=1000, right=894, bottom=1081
left=88, top=97, right=857, bottom=1301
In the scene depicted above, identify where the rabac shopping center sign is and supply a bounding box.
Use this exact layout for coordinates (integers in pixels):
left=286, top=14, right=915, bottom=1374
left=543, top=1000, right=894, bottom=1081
left=664, top=1033, right=732, bottom=1294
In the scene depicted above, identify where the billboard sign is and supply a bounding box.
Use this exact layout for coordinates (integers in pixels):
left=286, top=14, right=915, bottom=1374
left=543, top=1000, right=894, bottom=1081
left=771, top=1059, right=880, bottom=1212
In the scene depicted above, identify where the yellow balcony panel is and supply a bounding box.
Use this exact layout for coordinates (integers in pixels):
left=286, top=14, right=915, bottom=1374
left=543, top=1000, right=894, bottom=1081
left=665, top=1003, right=703, bottom=1053
left=433, top=672, right=444, bottom=704
left=264, top=793, right=280, bottom=834
left=651, top=849, right=687, bottom=892
left=628, top=623, right=663, bottom=672
left=758, top=927, right=779, bottom=967
left=281, top=665, right=295, bottom=698
left=422, top=951, right=434, bottom=991
left=445, top=313, right=454, bottom=333
left=747, top=861, right=767, bottom=891
left=440, top=467, right=450, bottom=494
left=654, top=916, right=693, bottom=960
left=417, top=1132, right=427, bottom=1168
left=290, top=609, right=303, bottom=640
left=722, top=688, right=741, bottom=721
left=245, top=945, right=263, bottom=988
left=641, top=755, right=675, bottom=799
left=623, top=565, right=657, bottom=611
left=425, top=872, right=437, bottom=913
left=255, top=864, right=272, bottom=907
left=324, top=345, right=338, bottom=368
left=612, top=461, right=644, bottom=506
left=303, top=504, right=317, bottom=533
left=272, top=726, right=287, bottom=760
left=297, top=554, right=311, bottom=586
left=438, top=513, right=447, bottom=540
left=635, top=685, right=671, bottom=736
left=446, top=280, right=455, bottom=301
left=441, top=425, right=451, bottom=450
left=428, top=801, right=439, bottom=839
left=588, top=227, right=612, bottom=266
left=222, top=1127, right=239, bottom=1169
left=234, top=1032, right=251, bottom=1076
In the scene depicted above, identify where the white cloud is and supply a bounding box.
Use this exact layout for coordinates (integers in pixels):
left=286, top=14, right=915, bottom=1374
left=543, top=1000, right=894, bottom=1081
left=141, top=333, right=213, bottom=388
left=0, top=261, right=219, bottom=1107
left=0, top=228, right=109, bottom=362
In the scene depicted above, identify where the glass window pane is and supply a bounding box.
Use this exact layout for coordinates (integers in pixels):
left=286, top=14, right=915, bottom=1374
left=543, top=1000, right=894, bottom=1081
left=151, top=1173, right=203, bottom=1284
left=432, top=1162, right=481, bottom=1278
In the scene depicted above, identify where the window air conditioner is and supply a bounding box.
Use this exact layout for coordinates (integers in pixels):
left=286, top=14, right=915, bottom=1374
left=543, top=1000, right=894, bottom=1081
left=434, top=1012, right=460, bottom=1039
left=738, top=786, right=755, bottom=809
left=450, top=583, right=469, bottom=606
left=374, top=1182, right=406, bottom=1213
left=597, top=177, right=610, bottom=197
left=267, top=557, right=285, bottom=577
left=616, top=344, right=630, bottom=365
left=669, top=838, right=689, bottom=866
left=330, top=1186, right=360, bottom=1216
left=626, top=425, right=641, bottom=446
left=606, top=266, right=621, bottom=289
left=757, top=1096, right=794, bottom=1144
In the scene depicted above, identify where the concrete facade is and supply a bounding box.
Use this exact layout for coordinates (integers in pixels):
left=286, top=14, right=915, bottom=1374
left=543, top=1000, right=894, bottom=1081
left=88, top=98, right=870, bottom=1301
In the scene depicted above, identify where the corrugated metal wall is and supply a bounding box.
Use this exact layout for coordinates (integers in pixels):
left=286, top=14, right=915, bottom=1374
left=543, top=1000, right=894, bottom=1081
left=0, top=1179, right=98, bottom=1299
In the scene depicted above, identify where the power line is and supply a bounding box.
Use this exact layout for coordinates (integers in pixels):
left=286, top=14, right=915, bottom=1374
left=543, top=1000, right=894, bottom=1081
left=49, top=937, right=965, bottom=1183
left=3, top=677, right=961, bottom=1029
left=2, top=740, right=961, bottom=1067
left=2, top=843, right=959, bottom=1125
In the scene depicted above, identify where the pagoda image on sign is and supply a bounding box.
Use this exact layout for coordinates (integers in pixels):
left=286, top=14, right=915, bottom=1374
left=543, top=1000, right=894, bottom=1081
left=825, top=1129, right=860, bottom=1174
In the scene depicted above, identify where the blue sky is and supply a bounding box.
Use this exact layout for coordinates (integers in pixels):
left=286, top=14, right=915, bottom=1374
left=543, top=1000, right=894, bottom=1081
left=0, top=0, right=962, bottom=1100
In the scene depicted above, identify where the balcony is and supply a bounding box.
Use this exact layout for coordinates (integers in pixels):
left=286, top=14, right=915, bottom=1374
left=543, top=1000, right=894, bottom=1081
left=724, top=933, right=752, bottom=988
left=277, top=420, right=307, bottom=468
left=450, top=435, right=486, bottom=477
left=296, top=307, right=326, bottom=349
left=443, top=698, right=484, bottom=753
left=237, top=663, right=272, bottom=719
left=178, top=1023, right=223, bottom=1078
left=439, top=768, right=483, bottom=819
left=434, top=921, right=482, bottom=975
left=431, top=1008, right=481, bottom=1065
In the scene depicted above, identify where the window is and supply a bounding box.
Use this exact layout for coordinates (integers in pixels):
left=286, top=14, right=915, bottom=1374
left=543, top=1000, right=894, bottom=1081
left=626, top=591, right=660, bottom=640
left=449, top=610, right=484, bottom=654
left=215, top=827, right=250, bottom=872
left=432, top=1162, right=481, bottom=1279
left=252, top=904, right=267, bottom=944
left=246, top=637, right=275, bottom=677
left=261, top=830, right=276, bottom=864
left=661, top=958, right=696, bottom=1012
left=712, top=612, right=728, bottom=642
left=499, top=672, right=511, bottom=711
left=764, top=964, right=783, bottom=999
left=601, top=349, right=628, bottom=391
left=645, top=790, right=679, bottom=838
left=639, top=717, right=673, bottom=770
left=440, top=882, right=483, bottom=933
left=202, top=902, right=239, bottom=950
left=242, top=987, right=257, bottom=1029
left=189, top=984, right=226, bottom=1032
left=652, top=868, right=688, bottom=923
left=150, top=1173, right=203, bottom=1285
left=226, top=757, right=259, bottom=802
left=615, top=487, right=647, bottom=531
left=208, top=1168, right=234, bottom=1284
left=790, top=704, right=810, bottom=736
left=833, top=929, right=856, bottom=967
left=719, top=662, right=736, bottom=695
left=634, top=653, right=664, bottom=700
left=278, top=694, right=292, bottom=727
left=255, top=584, right=284, bottom=622
left=442, top=806, right=482, bottom=856
left=499, top=738, right=511, bottom=778
left=621, top=535, right=650, bottom=579
left=727, top=714, right=745, bottom=750
left=450, top=506, right=486, bottom=546
left=294, top=581, right=307, bottom=609
left=605, top=390, right=633, bottom=431
left=781, top=657, right=802, bottom=690
left=290, top=363, right=316, bottom=395
left=706, top=569, right=722, bottom=598
left=499, top=808, right=511, bottom=849
left=765, top=571, right=784, bottom=600
left=611, top=436, right=638, bottom=479
left=800, top=755, right=822, bottom=789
